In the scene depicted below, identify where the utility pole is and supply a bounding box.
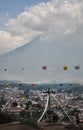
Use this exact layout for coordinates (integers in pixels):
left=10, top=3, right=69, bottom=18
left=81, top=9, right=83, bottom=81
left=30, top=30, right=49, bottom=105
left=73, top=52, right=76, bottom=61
left=44, top=88, right=55, bottom=111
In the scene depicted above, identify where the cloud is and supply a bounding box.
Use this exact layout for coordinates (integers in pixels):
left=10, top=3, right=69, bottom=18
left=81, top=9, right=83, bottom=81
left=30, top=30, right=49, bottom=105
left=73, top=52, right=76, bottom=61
left=5, top=12, right=9, bottom=16
left=0, top=0, right=83, bottom=54
left=0, top=31, right=25, bottom=54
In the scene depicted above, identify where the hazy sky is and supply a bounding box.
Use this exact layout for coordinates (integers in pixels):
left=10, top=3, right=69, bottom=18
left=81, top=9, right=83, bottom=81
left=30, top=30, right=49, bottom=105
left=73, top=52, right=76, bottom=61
left=0, top=0, right=83, bottom=83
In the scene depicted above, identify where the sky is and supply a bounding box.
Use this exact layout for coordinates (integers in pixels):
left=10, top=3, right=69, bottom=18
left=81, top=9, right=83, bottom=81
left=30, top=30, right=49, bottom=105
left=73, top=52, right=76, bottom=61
left=0, top=0, right=83, bottom=83
left=0, top=0, right=49, bottom=18
left=0, top=0, right=49, bottom=54
left=0, top=0, right=83, bottom=54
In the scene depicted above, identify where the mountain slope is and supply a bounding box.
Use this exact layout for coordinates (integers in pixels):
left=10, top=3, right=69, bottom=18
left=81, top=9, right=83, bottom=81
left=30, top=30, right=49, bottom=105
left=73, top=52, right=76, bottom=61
left=0, top=30, right=83, bottom=82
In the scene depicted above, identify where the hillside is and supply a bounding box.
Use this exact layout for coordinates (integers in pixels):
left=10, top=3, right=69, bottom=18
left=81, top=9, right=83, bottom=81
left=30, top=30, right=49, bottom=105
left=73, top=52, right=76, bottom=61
left=0, top=122, right=83, bottom=130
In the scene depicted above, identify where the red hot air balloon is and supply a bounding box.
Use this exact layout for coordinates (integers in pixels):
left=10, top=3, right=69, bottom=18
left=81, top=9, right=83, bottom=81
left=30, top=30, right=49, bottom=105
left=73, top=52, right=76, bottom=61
left=32, top=83, right=35, bottom=87
left=42, top=65, right=47, bottom=70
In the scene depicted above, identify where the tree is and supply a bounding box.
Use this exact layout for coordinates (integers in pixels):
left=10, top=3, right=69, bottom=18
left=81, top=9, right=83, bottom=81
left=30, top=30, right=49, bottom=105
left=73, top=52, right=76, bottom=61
left=0, top=110, right=13, bottom=124
left=20, top=110, right=27, bottom=118
left=12, top=101, right=18, bottom=107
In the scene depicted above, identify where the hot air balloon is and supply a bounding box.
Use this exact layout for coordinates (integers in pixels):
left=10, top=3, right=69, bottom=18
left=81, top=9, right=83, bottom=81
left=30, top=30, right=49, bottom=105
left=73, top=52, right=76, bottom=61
left=4, top=69, right=7, bottom=71
left=77, top=83, right=80, bottom=87
left=19, top=83, right=22, bottom=86
left=60, top=84, right=63, bottom=86
left=21, top=68, right=24, bottom=70
left=42, top=65, right=47, bottom=70
left=6, top=82, right=10, bottom=87
left=32, top=83, right=35, bottom=87
left=75, top=65, right=80, bottom=70
left=69, top=83, right=73, bottom=86
left=63, top=66, right=68, bottom=70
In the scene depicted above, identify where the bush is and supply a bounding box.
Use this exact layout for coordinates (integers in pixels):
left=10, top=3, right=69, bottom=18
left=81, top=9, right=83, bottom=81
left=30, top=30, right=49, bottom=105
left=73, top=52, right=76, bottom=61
left=65, top=123, right=83, bottom=130
left=0, top=110, right=13, bottom=124
left=21, top=119, right=40, bottom=129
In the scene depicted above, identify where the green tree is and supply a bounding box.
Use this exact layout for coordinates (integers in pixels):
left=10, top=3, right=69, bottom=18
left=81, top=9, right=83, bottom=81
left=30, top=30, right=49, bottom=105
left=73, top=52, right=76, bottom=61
left=0, top=110, right=13, bottom=124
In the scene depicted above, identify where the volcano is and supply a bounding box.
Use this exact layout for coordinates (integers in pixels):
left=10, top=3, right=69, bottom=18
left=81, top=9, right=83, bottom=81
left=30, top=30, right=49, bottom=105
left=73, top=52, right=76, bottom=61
left=0, top=31, right=83, bottom=82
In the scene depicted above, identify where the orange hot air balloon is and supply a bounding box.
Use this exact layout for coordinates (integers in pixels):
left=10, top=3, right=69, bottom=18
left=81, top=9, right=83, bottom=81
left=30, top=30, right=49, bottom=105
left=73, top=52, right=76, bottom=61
left=32, top=83, right=35, bottom=87
left=63, top=66, right=68, bottom=70
left=42, top=65, right=47, bottom=70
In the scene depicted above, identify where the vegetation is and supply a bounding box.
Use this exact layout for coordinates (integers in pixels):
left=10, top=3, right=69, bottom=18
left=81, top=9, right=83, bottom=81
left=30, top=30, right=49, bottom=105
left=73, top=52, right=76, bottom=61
left=65, top=124, right=83, bottom=130
left=20, top=110, right=31, bottom=118
left=0, top=97, right=6, bottom=106
left=0, top=110, right=14, bottom=124
left=20, top=119, right=40, bottom=129
left=68, top=108, right=80, bottom=116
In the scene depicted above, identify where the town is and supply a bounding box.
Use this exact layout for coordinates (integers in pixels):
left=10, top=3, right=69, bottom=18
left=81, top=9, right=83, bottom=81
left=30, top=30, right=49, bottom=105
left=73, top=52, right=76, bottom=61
left=0, top=81, right=83, bottom=125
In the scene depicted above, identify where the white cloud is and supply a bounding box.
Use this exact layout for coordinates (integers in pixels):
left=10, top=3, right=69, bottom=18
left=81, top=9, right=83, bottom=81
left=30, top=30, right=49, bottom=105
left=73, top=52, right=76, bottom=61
left=0, top=31, right=25, bottom=54
left=0, top=0, right=83, bottom=54
left=5, top=12, right=9, bottom=16
left=6, top=0, right=83, bottom=37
